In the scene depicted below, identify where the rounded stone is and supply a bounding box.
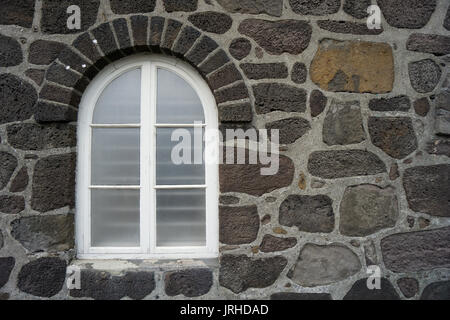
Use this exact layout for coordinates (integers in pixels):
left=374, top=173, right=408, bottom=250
left=0, top=0, right=34, bottom=27
left=260, top=235, right=297, bottom=253
left=241, top=63, right=288, bottom=80
left=397, top=278, right=419, bottom=298
left=409, top=59, right=441, bottom=93
left=343, top=0, right=371, bottom=18
left=266, top=117, right=311, bottom=144
left=0, top=152, right=18, bottom=191
left=310, top=90, right=327, bottom=117
left=420, top=281, right=450, bottom=300
left=289, top=0, right=340, bottom=15
left=0, top=257, right=15, bottom=289
left=0, top=195, right=25, bottom=214
left=163, top=0, right=197, bottom=12
left=219, top=205, right=259, bottom=245
left=217, top=0, right=283, bottom=17
left=377, top=0, right=437, bottom=29
left=344, top=278, right=400, bottom=300
left=188, top=12, right=232, bottom=34
left=10, top=167, right=28, bottom=193
left=413, top=97, right=430, bottom=116
left=0, top=34, right=23, bottom=67
left=254, top=83, right=307, bottom=114
left=229, top=38, right=251, bottom=60
left=291, top=62, right=307, bottom=84
left=28, top=40, right=66, bottom=65
left=165, top=269, right=213, bottom=297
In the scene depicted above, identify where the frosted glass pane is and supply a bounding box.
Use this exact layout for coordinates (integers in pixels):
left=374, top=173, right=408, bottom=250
left=156, top=128, right=205, bottom=185
left=156, top=189, right=206, bottom=247
left=92, top=128, right=140, bottom=185
left=156, top=68, right=205, bottom=124
left=93, top=69, right=141, bottom=124
left=91, top=189, right=140, bottom=247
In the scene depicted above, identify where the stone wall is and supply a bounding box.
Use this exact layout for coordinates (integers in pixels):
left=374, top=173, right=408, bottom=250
left=0, top=0, right=449, bottom=300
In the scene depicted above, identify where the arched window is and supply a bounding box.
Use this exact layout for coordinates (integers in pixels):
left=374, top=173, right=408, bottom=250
left=77, top=55, right=218, bottom=259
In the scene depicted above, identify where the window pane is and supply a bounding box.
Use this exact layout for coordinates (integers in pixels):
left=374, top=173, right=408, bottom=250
left=156, top=68, right=205, bottom=124
left=156, top=189, right=206, bottom=247
left=91, top=189, right=140, bottom=247
left=93, top=69, right=141, bottom=124
left=92, top=128, right=140, bottom=185
left=156, top=128, right=205, bottom=185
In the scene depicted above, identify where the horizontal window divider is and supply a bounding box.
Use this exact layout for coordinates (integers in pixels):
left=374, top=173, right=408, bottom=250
left=154, top=185, right=207, bottom=189
left=89, top=185, right=141, bottom=189
left=154, top=123, right=206, bottom=128
left=90, top=124, right=141, bottom=128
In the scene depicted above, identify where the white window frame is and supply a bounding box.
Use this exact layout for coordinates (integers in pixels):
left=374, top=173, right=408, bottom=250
left=76, top=54, right=219, bottom=260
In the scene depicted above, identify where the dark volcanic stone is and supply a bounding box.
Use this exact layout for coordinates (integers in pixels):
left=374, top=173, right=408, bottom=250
left=0, top=74, right=37, bottom=124
left=241, top=63, right=288, bottom=80
left=0, top=195, right=25, bottom=214
left=131, top=15, right=149, bottom=51
left=253, top=83, right=307, bottom=114
left=165, top=269, right=213, bottom=297
left=198, top=49, right=229, bottom=75
left=413, top=97, right=430, bottom=117
left=0, top=0, right=34, bottom=27
left=420, top=281, right=450, bottom=300
left=163, top=0, right=197, bottom=12
left=266, top=117, right=311, bottom=144
left=403, top=165, right=450, bottom=217
left=219, top=255, right=287, bottom=293
left=9, top=167, right=28, bottom=192
left=160, top=19, right=182, bottom=54
left=279, top=195, right=334, bottom=233
left=0, top=34, right=23, bottom=67
left=188, top=12, right=232, bottom=34
left=308, top=150, right=386, bottom=179
left=220, top=205, right=259, bottom=245
left=344, top=278, right=400, bottom=300
left=110, top=0, right=156, bottom=13
left=35, top=101, right=78, bottom=123
left=0, top=230, right=3, bottom=250
left=46, top=62, right=89, bottom=91
left=271, top=292, right=332, bottom=300
left=368, top=117, right=418, bottom=159
left=219, top=195, right=240, bottom=205
left=369, top=96, right=411, bottom=112
left=25, top=69, right=45, bottom=86
left=173, top=26, right=201, bottom=57
left=409, top=59, right=441, bottom=93
left=0, top=152, right=17, bottom=191
left=29, top=40, right=66, bottom=65
left=426, top=138, right=450, bottom=157
left=377, top=0, right=436, bottom=29
left=111, top=19, right=133, bottom=55
left=214, top=83, right=249, bottom=104
left=18, top=257, right=66, bottom=297
left=218, top=103, right=252, bottom=123
left=238, top=19, right=312, bottom=55
left=207, top=64, right=243, bottom=90
left=310, top=90, right=327, bottom=117
left=217, top=0, right=283, bottom=17
left=289, top=0, right=340, bottom=15
left=91, top=23, right=122, bottom=61
left=260, top=235, right=297, bottom=253
left=407, top=34, right=450, bottom=56
left=381, top=227, right=450, bottom=272
left=229, top=38, right=252, bottom=61
left=11, top=214, right=74, bottom=252
left=291, top=62, right=307, bottom=84
left=31, top=153, right=76, bottom=212
left=397, top=278, right=419, bottom=298
left=39, top=83, right=81, bottom=107
left=343, top=0, right=370, bottom=18
left=0, top=257, right=15, bottom=289
left=317, top=20, right=383, bottom=35
left=185, top=36, right=219, bottom=66
left=445, top=6, right=450, bottom=31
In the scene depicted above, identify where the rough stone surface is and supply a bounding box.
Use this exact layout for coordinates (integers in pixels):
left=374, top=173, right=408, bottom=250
left=317, top=20, right=383, bottom=35
left=311, top=39, right=394, bottom=94
left=397, top=278, right=419, bottom=298
left=0, top=74, right=37, bottom=124
left=289, top=0, right=340, bottom=15
left=17, top=257, right=66, bottom=297
left=344, top=278, right=400, bottom=300
left=11, top=214, right=74, bottom=252
left=165, top=269, right=213, bottom=297
left=229, top=38, right=251, bottom=61
left=0, top=195, right=25, bottom=214
left=241, top=63, right=288, bottom=80
left=308, top=150, right=386, bottom=179
left=368, top=117, right=418, bottom=159
left=0, top=152, right=17, bottom=191
left=111, top=0, right=156, bottom=14
left=238, top=19, right=312, bottom=55
left=253, top=83, right=307, bottom=114
left=369, top=96, right=411, bottom=112
left=343, top=0, right=370, bottom=19
left=289, top=244, right=361, bottom=287
left=426, top=138, right=450, bottom=158
left=0, top=257, right=15, bottom=289
left=407, top=34, right=450, bottom=56
left=207, top=64, right=243, bottom=90
left=291, top=62, right=307, bottom=84
left=408, top=59, right=441, bottom=93
left=420, top=281, right=450, bottom=300
left=220, top=205, right=259, bottom=245
left=218, top=103, right=252, bottom=122
left=266, top=117, right=311, bottom=144
left=0, top=231, right=3, bottom=250
left=219, top=195, right=240, bottom=205
left=214, top=83, right=249, bottom=104
left=219, top=255, right=287, bottom=293
left=25, top=69, right=45, bottom=86
left=217, top=0, right=283, bottom=17
left=381, top=227, right=450, bottom=272
left=185, top=36, right=219, bottom=66
left=377, top=0, right=437, bottom=29
left=279, top=195, right=334, bottom=233
left=310, top=90, right=327, bottom=117
left=340, top=185, right=398, bottom=236
left=31, top=153, right=76, bottom=212
left=323, top=100, right=366, bottom=146
left=34, top=101, right=78, bottom=123
left=403, top=165, right=450, bottom=217
left=445, top=6, right=450, bottom=31
left=260, top=235, right=297, bottom=253
left=0, top=34, right=23, bottom=67
left=271, top=292, right=332, bottom=300
left=188, top=12, right=232, bottom=34
left=28, top=40, right=66, bottom=65
left=0, top=0, right=34, bottom=27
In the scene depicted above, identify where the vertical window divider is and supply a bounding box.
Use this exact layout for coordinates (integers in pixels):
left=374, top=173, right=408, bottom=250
left=149, top=63, right=158, bottom=254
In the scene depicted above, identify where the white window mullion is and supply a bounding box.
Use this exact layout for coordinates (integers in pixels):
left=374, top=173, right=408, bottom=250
left=149, top=63, right=158, bottom=254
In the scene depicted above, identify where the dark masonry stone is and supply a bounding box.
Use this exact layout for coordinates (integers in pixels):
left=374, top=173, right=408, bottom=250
left=271, top=292, right=332, bottom=300
left=10, top=167, right=28, bottom=193
left=199, top=50, right=230, bottom=76
left=161, top=19, right=182, bottom=55
left=241, top=63, right=288, bottom=80
left=369, top=96, right=411, bottom=112
left=73, top=33, right=103, bottom=65
left=219, top=195, right=239, bottom=205
left=71, top=270, right=155, bottom=300
left=253, top=83, right=307, bottom=114
left=445, top=6, right=450, bottom=31
left=317, top=20, right=383, bottom=35
left=173, top=27, right=201, bottom=57
left=219, top=255, right=287, bottom=293
left=207, top=64, right=243, bottom=90
left=308, top=150, right=386, bottom=179
left=112, top=19, right=133, bottom=55
left=11, top=214, right=74, bottom=252
left=377, top=0, right=436, bottom=29
left=291, top=62, right=307, bottom=84
left=0, top=195, right=25, bottom=214
left=40, top=83, right=81, bottom=108
left=165, top=269, right=213, bottom=297
left=310, top=90, right=327, bottom=117
left=131, top=15, right=149, bottom=52
left=46, top=62, right=90, bottom=92
left=426, top=138, right=450, bottom=158
left=413, top=97, right=430, bottom=116
left=58, top=48, right=96, bottom=79
left=368, top=117, right=418, bottom=159
left=17, top=257, right=66, bottom=297
left=381, top=226, right=450, bottom=272
left=0, top=34, right=23, bottom=67
left=409, top=59, right=441, bottom=93
left=0, top=74, right=37, bottom=124
left=29, top=40, right=66, bottom=65
left=217, top=0, right=283, bottom=17
left=0, top=257, right=15, bottom=289
left=185, top=36, right=219, bottom=66
left=343, top=0, right=370, bottom=19
left=41, top=0, right=100, bottom=34
left=110, top=0, right=156, bottom=14
left=25, top=69, right=45, bottom=86
left=397, top=278, right=419, bottom=298
left=0, top=230, right=3, bottom=249
left=91, top=23, right=122, bottom=61
left=420, top=281, right=450, bottom=300
left=403, top=165, right=450, bottom=217
left=289, top=0, right=340, bottom=15
left=188, top=12, right=232, bottom=34
left=31, top=153, right=76, bottom=212
left=0, top=0, right=34, bottom=27
left=35, top=101, right=78, bottom=123
left=218, top=103, right=252, bottom=123
left=238, top=19, right=312, bottom=55
left=266, top=117, right=311, bottom=144
left=163, top=0, right=198, bottom=12
left=220, top=205, right=259, bottom=245
left=214, top=82, right=249, bottom=104
left=149, top=17, right=165, bottom=50
left=279, top=194, right=334, bottom=233
left=260, top=235, right=297, bottom=253
left=344, top=278, right=400, bottom=300
left=406, top=34, right=450, bottom=56
left=0, top=152, right=18, bottom=191
left=229, top=38, right=252, bottom=61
